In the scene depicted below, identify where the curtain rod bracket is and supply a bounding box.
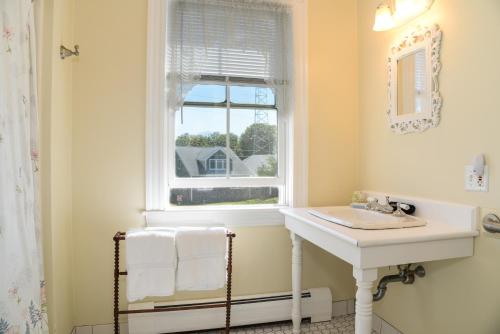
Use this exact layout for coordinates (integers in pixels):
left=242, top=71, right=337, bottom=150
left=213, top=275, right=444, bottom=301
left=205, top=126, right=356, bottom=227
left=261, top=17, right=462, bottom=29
left=60, top=44, right=79, bottom=59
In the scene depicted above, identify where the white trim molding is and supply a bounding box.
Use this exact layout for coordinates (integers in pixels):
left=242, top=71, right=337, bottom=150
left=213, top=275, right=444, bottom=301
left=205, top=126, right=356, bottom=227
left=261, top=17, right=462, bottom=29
left=288, top=0, right=309, bottom=208
left=144, top=0, right=308, bottom=226
left=145, top=206, right=285, bottom=227
left=145, top=0, right=168, bottom=210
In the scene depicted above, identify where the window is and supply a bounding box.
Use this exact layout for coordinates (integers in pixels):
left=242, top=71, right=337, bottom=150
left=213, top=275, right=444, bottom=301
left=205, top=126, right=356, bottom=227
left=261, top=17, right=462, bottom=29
left=145, top=0, right=308, bottom=221
left=171, top=78, right=282, bottom=206
left=208, top=159, right=226, bottom=172
left=165, top=0, right=289, bottom=207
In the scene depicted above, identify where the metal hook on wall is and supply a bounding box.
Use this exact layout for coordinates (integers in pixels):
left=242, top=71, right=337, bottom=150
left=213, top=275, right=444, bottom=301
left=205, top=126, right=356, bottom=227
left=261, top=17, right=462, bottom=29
left=60, top=45, right=79, bottom=60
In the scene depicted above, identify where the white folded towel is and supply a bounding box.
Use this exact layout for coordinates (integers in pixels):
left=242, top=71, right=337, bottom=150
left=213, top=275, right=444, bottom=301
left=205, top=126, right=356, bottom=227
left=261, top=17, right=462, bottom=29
left=175, top=227, right=227, bottom=291
left=126, top=228, right=177, bottom=302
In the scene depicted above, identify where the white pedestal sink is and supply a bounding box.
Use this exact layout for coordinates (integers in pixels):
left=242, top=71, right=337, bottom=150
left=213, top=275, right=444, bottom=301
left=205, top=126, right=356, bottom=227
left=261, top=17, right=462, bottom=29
left=308, top=206, right=427, bottom=229
left=280, top=192, right=479, bottom=334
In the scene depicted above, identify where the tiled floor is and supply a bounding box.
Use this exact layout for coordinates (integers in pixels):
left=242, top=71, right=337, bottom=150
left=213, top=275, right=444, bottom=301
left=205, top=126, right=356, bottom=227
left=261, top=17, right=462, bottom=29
left=196, top=315, right=376, bottom=334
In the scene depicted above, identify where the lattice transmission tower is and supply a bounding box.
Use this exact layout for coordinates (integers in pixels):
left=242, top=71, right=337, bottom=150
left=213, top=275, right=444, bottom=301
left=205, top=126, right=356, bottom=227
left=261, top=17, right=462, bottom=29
left=252, top=87, right=271, bottom=155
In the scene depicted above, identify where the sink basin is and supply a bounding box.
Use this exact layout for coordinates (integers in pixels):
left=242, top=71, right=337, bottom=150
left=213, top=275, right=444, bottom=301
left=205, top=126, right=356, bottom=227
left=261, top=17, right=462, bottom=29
left=308, top=206, right=427, bottom=230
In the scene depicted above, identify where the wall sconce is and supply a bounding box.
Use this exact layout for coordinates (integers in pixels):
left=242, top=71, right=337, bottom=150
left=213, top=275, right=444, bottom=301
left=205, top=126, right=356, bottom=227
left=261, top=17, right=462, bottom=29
left=373, top=3, right=396, bottom=31
left=373, top=0, right=434, bottom=31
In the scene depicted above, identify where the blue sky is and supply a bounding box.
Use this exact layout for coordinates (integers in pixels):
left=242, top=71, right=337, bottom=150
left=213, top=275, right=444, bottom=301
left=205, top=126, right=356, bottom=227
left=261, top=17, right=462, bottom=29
left=176, top=85, right=278, bottom=137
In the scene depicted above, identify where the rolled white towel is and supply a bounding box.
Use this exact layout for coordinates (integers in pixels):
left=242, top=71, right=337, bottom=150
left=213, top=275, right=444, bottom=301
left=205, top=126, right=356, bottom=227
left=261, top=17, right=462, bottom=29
left=175, top=227, right=227, bottom=291
left=126, top=228, right=177, bottom=302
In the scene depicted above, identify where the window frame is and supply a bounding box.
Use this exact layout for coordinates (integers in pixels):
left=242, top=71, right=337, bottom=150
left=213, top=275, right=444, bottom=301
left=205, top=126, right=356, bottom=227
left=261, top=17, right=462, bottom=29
left=145, top=0, right=309, bottom=226
left=167, top=76, right=286, bottom=193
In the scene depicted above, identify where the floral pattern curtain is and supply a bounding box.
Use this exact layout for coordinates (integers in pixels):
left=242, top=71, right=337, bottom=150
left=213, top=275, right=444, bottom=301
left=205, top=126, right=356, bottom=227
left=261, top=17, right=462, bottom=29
left=0, top=0, right=48, bottom=333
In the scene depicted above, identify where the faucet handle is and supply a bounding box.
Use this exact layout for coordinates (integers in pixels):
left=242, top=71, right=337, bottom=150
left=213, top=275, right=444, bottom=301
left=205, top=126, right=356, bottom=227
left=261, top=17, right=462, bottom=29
left=399, top=203, right=410, bottom=211
left=393, top=203, right=407, bottom=217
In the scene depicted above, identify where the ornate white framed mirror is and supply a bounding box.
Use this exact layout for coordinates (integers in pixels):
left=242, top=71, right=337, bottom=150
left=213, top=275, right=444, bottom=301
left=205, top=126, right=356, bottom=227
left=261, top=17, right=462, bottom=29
left=387, top=24, right=442, bottom=134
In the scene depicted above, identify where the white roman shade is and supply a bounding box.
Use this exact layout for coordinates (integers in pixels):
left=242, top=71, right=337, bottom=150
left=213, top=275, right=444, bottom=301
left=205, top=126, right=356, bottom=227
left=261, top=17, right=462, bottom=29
left=166, top=0, right=291, bottom=111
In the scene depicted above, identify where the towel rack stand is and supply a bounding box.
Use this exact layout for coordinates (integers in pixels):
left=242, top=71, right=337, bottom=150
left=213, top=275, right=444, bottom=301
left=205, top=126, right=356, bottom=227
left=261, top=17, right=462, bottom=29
left=113, top=231, right=236, bottom=334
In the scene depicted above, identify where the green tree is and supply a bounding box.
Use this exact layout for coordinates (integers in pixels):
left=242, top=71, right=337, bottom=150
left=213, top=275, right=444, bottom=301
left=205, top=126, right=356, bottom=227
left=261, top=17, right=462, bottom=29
left=206, top=132, right=238, bottom=148
left=176, top=132, right=240, bottom=153
left=257, top=156, right=277, bottom=176
left=207, top=132, right=226, bottom=146
left=239, top=123, right=277, bottom=159
left=188, top=134, right=209, bottom=147
left=176, top=133, right=191, bottom=146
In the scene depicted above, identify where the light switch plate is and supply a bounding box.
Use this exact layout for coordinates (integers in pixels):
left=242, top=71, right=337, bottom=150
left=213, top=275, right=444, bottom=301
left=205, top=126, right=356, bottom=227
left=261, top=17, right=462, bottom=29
left=465, top=165, right=489, bottom=192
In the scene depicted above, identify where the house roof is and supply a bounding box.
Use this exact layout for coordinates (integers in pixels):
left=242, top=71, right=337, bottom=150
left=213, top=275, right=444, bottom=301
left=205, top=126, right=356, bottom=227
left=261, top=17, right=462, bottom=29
left=176, top=146, right=252, bottom=177
left=243, top=154, right=275, bottom=175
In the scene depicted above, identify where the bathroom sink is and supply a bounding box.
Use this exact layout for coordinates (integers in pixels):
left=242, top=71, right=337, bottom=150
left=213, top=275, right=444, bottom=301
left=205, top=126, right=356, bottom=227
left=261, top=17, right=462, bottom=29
left=283, top=194, right=478, bottom=334
left=308, top=206, right=427, bottom=230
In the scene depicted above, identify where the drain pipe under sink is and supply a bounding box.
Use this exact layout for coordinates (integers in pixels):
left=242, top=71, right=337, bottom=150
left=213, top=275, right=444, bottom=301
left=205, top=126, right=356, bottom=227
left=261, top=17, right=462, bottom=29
left=373, top=264, right=426, bottom=302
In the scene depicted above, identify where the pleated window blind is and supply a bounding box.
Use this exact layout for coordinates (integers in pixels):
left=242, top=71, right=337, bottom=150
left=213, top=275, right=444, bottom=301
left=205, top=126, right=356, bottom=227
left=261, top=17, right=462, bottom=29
left=166, top=0, right=291, bottom=110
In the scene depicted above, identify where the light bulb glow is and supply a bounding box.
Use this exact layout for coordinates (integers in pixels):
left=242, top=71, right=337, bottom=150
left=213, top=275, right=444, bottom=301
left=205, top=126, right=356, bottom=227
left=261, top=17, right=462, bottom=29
left=373, top=4, right=396, bottom=31
left=394, top=0, right=429, bottom=22
left=372, top=0, right=433, bottom=32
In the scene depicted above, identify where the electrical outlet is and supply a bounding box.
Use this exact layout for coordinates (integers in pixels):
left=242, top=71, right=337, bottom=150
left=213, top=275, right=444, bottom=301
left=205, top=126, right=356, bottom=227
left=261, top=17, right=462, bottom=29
left=465, top=165, right=489, bottom=192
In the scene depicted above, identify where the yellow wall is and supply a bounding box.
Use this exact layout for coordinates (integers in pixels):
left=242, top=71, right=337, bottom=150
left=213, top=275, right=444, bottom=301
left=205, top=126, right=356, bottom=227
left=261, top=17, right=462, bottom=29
left=357, top=0, right=500, bottom=333
left=309, top=0, right=359, bottom=207
left=39, top=0, right=75, bottom=333
left=70, top=0, right=358, bottom=326
left=42, top=0, right=500, bottom=331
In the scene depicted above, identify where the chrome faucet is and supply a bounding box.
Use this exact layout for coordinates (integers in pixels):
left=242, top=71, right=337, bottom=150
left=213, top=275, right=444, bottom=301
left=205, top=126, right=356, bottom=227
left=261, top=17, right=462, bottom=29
left=393, top=203, right=410, bottom=217
left=366, top=197, right=379, bottom=211
left=366, top=196, right=394, bottom=214
left=379, top=196, right=395, bottom=213
left=366, top=196, right=412, bottom=217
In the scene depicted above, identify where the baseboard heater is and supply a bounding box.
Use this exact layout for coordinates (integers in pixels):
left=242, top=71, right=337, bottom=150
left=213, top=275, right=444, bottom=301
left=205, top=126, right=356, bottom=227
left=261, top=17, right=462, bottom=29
left=128, top=287, right=332, bottom=334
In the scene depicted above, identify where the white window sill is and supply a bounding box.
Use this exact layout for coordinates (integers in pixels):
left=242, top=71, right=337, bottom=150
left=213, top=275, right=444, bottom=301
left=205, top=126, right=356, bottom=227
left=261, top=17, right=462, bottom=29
left=145, top=205, right=286, bottom=227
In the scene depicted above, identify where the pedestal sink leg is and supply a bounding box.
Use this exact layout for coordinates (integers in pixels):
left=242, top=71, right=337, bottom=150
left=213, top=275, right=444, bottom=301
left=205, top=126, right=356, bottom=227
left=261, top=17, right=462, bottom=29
left=353, top=267, right=378, bottom=334
left=291, top=232, right=303, bottom=334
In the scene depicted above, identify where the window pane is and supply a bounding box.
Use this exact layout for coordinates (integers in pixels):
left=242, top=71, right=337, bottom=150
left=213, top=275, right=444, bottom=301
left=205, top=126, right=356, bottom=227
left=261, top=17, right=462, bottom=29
left=230, top=86, right=275, bottom=106
left=184, top=84, right=226, bottom=103
left=175, top=107, right=227, bottom=178
left=170, top=187, right=279, bottom=206
left=230, top=108, right=278, bottom=177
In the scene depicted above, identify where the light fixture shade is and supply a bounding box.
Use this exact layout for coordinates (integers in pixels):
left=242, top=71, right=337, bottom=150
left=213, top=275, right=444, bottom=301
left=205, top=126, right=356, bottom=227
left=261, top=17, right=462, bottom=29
left=394, top=0, right=430, bottom=21
left=373, top=4, right=396, bottom=31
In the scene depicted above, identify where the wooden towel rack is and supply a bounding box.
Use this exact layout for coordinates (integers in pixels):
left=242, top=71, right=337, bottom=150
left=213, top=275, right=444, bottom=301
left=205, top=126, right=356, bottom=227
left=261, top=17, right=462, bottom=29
left=113, top=231, right=236, bottom=334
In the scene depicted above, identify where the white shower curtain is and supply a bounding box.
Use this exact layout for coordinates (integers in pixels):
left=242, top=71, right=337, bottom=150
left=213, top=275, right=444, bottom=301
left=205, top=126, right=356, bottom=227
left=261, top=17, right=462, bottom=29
left=0, top=0, right=48, bottom=333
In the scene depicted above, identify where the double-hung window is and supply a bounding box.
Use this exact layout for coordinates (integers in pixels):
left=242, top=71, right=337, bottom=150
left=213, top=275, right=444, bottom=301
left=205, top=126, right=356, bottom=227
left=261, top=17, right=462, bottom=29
left=165, top=0, right=290, bottom=207
left=145, top=0, right=307, bottom=222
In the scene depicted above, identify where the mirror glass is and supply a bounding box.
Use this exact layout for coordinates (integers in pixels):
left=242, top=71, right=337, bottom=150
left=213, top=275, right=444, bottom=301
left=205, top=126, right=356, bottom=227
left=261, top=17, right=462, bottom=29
left=397, top=49, right=427, bottom=116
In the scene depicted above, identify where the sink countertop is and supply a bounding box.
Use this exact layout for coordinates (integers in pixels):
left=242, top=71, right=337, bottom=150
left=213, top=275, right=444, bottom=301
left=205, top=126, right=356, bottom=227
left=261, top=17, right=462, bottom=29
left=280, top=207, right=479, bottom=248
